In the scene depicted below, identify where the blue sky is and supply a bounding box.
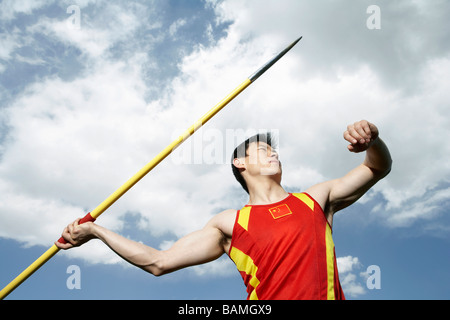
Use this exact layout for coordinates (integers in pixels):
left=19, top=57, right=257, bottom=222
left=1, top=0, right=449, bottom=300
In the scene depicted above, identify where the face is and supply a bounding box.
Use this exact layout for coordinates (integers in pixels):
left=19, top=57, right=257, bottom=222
left=244, top=142, right=282, bottom=177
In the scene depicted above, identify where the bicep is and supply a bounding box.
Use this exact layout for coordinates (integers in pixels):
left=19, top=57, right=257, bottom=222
left=159, top=226, right=225, bottom=275
left=307, top=164, right=379, bottom=218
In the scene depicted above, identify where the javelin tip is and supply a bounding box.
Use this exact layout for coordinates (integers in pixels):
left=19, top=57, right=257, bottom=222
left=290, top=36, right=303, bottom=47
left=248, top=36, right=302, bottom=82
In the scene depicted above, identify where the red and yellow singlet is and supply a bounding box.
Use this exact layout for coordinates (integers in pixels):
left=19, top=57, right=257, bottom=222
left=227, top=193, right=345, bottom=300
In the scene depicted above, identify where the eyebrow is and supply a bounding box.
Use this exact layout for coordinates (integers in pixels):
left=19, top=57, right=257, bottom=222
left=257, top=144, right=270, bottom=150
left=258, top=144, right=276, bottom=154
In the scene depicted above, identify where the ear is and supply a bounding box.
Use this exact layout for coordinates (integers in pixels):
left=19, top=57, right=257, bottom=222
left=233, top=158, right=246, bottom=169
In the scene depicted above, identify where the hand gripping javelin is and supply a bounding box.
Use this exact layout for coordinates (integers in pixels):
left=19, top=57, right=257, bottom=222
left=0, top=36, right=302, bottom=299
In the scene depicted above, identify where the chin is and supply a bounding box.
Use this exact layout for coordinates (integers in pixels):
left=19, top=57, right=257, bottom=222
left=260, top=167, right=282, bottom=177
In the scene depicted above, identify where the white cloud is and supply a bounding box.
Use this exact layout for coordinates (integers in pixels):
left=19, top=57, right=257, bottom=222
left=337, top=256, right=362, bottom=273
left=0, top=59, right=147, bottom=244
left=340, top=272, right=367, bottom=298
left=169, top=19, right=187, bottom=38
left=385, top=186, right=450, bottom=228
left=0, top=0, right=53, bottom=21
left=0, top=32, right=19, bottom=61
left=192, top=256, right=236, bottom=277
left=27, top=4, right=144, bottom=59
left=337, top=256, right=367, bottom=298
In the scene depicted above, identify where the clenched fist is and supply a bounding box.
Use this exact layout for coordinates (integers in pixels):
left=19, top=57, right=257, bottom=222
left=344, top=120, right=379, bottom=153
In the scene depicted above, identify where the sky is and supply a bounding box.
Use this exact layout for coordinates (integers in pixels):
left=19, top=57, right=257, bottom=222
left=0, top=0, right=449, bottom=300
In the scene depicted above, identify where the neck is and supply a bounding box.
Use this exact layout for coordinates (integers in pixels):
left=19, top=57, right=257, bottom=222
left=247, top=179, right=289, bottom=206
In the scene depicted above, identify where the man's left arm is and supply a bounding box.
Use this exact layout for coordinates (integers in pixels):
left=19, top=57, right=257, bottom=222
left=307, top=120, right=392, bottom=221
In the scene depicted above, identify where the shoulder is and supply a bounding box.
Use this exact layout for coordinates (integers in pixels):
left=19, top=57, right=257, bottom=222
left=305, top=180, right=337, bottom=219
left=305, top=181, right=334, bottom=205
left=205, top=209, right=237, bottom=239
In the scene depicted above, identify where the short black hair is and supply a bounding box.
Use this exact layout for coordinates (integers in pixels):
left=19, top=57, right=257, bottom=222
left=231, top=132, right=274, bottom=194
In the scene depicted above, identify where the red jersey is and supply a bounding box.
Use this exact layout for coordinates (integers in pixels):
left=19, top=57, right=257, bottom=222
left=227, top=193, right=345, bottom=300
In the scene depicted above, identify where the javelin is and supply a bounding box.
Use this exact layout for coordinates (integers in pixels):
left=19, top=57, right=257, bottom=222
left=0, top=36, right=302, bottom=299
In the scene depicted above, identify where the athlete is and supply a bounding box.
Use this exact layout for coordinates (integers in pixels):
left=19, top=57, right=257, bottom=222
left=56, top=120, right=392, bottom=300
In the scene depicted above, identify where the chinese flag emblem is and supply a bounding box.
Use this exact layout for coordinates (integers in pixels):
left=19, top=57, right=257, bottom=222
left=269, top=204, right=292, bottom=219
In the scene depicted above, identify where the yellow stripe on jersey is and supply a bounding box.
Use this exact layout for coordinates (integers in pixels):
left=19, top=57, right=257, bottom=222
left=229, top=247, right=260, bottom=300
left=237, top=206, right=251, bottom=231
left=325, top=223, right=335, bottom=300
left=292, top=193, right=315, bottom=211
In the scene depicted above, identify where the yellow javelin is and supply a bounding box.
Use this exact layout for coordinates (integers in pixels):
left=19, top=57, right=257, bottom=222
left=0, top=36, right=302, bottom=299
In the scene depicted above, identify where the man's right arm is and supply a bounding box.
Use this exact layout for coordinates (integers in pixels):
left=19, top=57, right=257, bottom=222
left=55, top=209, right=236, bottom=276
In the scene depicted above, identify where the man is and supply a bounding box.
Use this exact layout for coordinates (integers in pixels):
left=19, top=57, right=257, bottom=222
left=56, top=120, right=392, bottom=300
